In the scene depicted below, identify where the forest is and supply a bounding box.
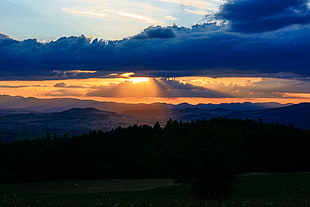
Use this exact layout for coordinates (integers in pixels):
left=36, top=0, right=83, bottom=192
left=0, top=118, right=310, bottom=198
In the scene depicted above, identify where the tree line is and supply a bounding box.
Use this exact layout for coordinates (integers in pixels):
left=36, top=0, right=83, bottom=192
left=0, top=118, right=309, bottom=197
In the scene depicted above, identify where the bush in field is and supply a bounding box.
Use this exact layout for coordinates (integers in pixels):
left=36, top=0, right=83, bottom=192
left=190, top=173, right=235, bottom=198
left=159, top=119, right=244, bottom=198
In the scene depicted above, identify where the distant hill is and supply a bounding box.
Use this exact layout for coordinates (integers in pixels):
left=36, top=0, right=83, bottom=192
left=226, top=102, right=310, bottom=129
left=122, top=103, right=310, bottom=129
left=0, top=107, right=156, bottom=142
left=0, top=95, right=289, bottom=113
left=0, top=95, right=308, bottom=142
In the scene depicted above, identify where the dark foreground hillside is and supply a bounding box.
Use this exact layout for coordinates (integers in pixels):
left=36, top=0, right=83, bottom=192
left=0, top=118, right=310, bottom=197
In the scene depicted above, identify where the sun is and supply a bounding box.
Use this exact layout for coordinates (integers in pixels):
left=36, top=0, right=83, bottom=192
left=129, top=77, right=150, bottom=84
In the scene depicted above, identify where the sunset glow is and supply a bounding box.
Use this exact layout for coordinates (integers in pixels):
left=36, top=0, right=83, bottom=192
left=129, top=77, right=150, bottom=84
left=0, top=75, right=309, bottom=105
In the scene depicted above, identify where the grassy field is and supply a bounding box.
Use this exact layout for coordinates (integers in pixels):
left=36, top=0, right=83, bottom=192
left=1, top=173, right=310, bottom=207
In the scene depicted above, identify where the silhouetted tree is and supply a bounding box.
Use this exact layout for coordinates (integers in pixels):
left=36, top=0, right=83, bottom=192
left=0, top=117, right=309, bottom=199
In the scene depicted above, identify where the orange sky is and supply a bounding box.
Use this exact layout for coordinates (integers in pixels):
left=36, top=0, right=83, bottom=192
left=0, top=73, right=309, bottom=104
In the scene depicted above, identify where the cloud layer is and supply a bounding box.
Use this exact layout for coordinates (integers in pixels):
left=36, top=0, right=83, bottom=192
left=216, top=0, right=310, bottom=33
left=0, top=0, right=310, bottom=79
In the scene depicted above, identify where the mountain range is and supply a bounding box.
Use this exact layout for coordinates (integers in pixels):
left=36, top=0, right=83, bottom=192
left=0, top=95, right=290, bottom=113
left=0, top=95, right=308, bottom=142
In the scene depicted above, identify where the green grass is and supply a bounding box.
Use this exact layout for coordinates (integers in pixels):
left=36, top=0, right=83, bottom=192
left=235, top=172, right=310, bottom=199
left=1, top=179, right=177, bottom=194
left=1, top=173, right=310, bottom=207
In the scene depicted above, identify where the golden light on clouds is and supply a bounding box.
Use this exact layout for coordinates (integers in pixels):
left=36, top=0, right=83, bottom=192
left=281, top=93, right=310, bottom=99
left=120, top=72, right=135, bottom=78
left=176, top=76, right=263, bottom=89
left=0, top=74, right=309, bottom=104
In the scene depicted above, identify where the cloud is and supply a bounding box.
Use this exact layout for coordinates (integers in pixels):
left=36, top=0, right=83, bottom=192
left=165, top=15, right=177, bottom=20
left=45, top=89, right=83, bottom=97
left=62, top=7, right=162, bottom=24
left=158, top=0, right=221, bottom=17
left=62, top=0, right=165, bottom=25
left=176, top=76, right=310, bottom=98
left=184, top=9, right=211, bottom=15
left=0, top=85, right=28, bottom=88
left=159, top=0, right=220, bottom=10
left=87, top=78, right=230, bottom=98
left=0, top=33, right=12, bottom=40
left=0, top=22, right=310, bottom=79
left=215, top=0, right=310, bottom=33
left=133, top=26, right=177, bottom=39
left=227, top=78, right=310, bottom=98
left=0, top=33, right=18, bottom=47
left=155, top=78, right=230, bottom=98
left=54, top=82, right=85, bottom=88
left=54, top=82, right=66, bottom=88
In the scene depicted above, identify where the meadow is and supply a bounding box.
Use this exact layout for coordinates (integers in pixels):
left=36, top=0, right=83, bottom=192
left=1, top=173, right=310, bottom=207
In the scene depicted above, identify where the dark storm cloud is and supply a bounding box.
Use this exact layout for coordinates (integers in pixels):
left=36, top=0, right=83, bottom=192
left=133, top=26, right=176, bottom=39
left=216, top=0, right=310, bottom=33
left=0, top=20, right=309, bottom=79
left=155, top=79, right=231, bottom=98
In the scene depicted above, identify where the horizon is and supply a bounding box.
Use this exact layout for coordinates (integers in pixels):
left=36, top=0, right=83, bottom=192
left=1, top=93, right=309, bottom=106
left=0, top=73, right=310, bottom=104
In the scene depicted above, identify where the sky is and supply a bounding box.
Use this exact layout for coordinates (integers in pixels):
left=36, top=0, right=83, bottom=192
left=0, top=0, right=310, bottom=104
left=0, top=0, right=223, bottom=41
